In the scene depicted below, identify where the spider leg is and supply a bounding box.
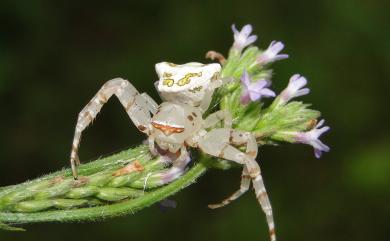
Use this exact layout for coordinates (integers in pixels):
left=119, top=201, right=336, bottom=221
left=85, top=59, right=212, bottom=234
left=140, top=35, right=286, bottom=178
left=141, top=92, right=159, bottom=114
left=205, top=50, right=226, bottom=64
left=203, top=110, right=232, bottom=129
left=198, top=128, right=276, bottom=241
left=208, top=166, right=250, bottom=209
left=204, top=129, right=255, bottom=208
left=159, top=147, right=191, bottom=184
left=140, top=146, right=191, bottom=188
left=199, top=77, right=233, bottom=112
left=252, top=162, right=276, bottom=241
left=70, top=78, right=155, bottom=179
left=147, top=135, right=159, bottom=156
left=198, top=128, right=253, bottom=165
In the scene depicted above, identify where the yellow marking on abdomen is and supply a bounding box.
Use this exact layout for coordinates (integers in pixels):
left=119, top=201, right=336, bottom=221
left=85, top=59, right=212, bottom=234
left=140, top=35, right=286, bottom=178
left=162, top=78, right=174, bottom=87
left=177, top=72, right=202, bottom=86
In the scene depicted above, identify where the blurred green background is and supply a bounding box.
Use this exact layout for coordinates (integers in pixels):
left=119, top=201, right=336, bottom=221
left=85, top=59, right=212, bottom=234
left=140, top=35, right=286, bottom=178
left=0, top=1, right=389, bottom=241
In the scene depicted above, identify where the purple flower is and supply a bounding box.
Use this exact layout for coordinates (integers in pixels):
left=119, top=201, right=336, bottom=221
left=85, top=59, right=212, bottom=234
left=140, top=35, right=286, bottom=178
left=257, top=41, right=289, bottom=65
left=240, top=71, right=275, bottom=105
left=280, top=74, right=310, bottom=103
left=232, top=24, right=257, bottom=51
left=295, top=120, right=330, bottom=158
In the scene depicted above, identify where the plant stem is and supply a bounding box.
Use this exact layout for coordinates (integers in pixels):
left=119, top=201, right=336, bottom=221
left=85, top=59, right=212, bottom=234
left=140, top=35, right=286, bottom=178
left=0, top=146, right=209, bottom=225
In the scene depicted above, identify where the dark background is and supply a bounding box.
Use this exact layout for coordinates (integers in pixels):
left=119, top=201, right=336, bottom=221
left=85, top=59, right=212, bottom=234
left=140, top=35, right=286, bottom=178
left=0, top=1, right=389, bottom=241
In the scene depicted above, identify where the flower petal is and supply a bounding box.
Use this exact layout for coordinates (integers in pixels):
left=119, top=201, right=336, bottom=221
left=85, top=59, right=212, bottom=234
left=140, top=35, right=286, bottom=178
left=246, top=35, right=258, bottom=46
left=296, top=88, right=310, bottom=97
left=259, top=88, right=276, bottom=97
left=252, top=79, right=268, bottom=89
left=249, top=89, right=262, bottom=101
left=241, top=70, right=250, bottom=87
left=231, top=24, right=239, bottom=34
left=241, top=24, right=253, bottom=36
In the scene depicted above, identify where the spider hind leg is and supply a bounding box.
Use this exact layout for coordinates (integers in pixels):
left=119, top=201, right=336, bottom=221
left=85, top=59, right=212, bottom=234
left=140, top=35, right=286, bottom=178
left=199, top=128, right=276, bottom=241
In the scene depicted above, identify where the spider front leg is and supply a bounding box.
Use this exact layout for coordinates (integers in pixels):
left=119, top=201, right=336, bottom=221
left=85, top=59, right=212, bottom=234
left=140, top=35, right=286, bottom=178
left=137, top=146, right=191, bottom=188
left=203, top=110, right=232, bottom=129
left=198, top=128, right=276, bottom=241
left=158, top=146, right=191, bottom=184
left=141, top=92, right=159, bottom=114
left=70, top=78, right=154, bottom=179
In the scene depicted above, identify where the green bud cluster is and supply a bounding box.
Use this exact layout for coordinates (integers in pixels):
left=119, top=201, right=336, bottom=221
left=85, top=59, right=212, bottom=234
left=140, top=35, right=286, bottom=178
left=0, top=146, right=170, bottom=214
left=222, top=47, right=271, bottom=81
left=214, top=47, right=321, bottom=145
left=0, top=146, right=210, bottom=231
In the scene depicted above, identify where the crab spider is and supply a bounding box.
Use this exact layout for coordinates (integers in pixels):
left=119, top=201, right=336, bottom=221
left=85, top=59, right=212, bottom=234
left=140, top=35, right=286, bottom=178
left=69, top=62, right=276, bottom=241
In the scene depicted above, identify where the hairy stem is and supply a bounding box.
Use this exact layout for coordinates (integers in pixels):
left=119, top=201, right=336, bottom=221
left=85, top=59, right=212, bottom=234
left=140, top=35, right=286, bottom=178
left=0, top=146, right=209, bottom=228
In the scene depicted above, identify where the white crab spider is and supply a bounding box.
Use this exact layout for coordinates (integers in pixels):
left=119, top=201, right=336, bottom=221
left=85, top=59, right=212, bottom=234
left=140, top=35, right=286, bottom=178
left=69, top=62, right=276, bottom=241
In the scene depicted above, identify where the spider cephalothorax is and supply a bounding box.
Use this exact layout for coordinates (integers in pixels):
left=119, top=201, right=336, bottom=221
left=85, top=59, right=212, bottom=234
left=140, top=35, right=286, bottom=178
left=69, top=62, right=276, bottom=241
